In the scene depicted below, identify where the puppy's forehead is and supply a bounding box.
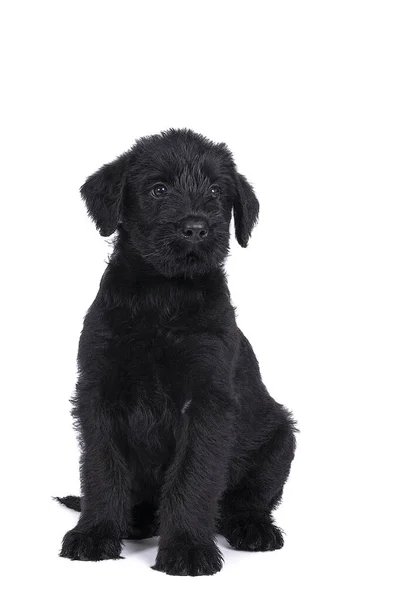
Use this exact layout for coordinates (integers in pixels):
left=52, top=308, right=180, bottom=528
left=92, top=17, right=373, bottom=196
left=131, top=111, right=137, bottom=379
left=153, top=151, right=220, bottom=183
left=134, top=132, right=234, bottom=184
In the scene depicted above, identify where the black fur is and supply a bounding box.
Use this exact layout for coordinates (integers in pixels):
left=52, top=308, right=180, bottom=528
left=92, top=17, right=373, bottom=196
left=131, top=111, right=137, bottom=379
left=58, top=129, right=296, bottom=576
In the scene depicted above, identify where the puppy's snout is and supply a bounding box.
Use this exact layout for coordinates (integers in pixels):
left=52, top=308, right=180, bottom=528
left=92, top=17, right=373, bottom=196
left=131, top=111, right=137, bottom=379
left=180, top=217, right=209, bottom=242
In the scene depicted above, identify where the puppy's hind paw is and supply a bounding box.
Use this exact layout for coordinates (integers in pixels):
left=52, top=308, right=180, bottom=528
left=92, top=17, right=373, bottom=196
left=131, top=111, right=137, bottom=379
left=153, top=540, right=223, bottom=576
left=60, top=528, right=122, bottom=561
left=224, top=516, right=284, bottom=552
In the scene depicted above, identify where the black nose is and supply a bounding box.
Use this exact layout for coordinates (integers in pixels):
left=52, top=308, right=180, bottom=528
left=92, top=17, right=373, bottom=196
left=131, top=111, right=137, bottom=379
left=180, top=217, right=209, bottom=242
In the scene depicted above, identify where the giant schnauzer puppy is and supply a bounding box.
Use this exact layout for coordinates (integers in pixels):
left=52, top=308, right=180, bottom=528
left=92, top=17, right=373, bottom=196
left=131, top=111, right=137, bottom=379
left=57, top=129, right=296, bottom=576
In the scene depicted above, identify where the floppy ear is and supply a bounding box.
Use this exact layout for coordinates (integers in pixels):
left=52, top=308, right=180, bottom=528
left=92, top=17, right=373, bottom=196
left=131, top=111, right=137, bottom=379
left=80, top=152, right=130, bottom=236
left=233, top=173, right=260, bottom=247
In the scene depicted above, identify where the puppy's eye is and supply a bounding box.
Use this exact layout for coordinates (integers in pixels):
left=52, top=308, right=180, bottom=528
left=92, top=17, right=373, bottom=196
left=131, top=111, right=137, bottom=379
left=209, top=185, right=221, bottom=197
left=152, top=183, right=168, bottom=198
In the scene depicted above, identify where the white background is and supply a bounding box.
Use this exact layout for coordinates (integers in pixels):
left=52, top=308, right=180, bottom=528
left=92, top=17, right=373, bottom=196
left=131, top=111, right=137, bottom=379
left=1, top=1, right=399, bottom=598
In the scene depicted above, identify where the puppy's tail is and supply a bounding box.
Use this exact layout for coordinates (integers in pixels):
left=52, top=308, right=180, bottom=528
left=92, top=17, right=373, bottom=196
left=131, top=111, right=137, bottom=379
left=54, top=495, right=81, bottom=512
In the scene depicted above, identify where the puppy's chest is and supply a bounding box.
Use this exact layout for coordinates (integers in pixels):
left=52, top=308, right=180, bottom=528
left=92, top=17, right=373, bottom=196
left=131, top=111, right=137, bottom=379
left=108, top=299, right=232, bottom=401
left=118, top=305, right=213, bottom=367
left=119, top=318, right=196, bottom=384
left=117, top=314, right=197, bottom=450
left=108, top=303, right=232, bottom=459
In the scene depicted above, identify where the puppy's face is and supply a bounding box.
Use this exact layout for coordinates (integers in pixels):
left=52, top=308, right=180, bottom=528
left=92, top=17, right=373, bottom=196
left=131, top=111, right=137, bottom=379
left=81, top=130, right=259, bottom=278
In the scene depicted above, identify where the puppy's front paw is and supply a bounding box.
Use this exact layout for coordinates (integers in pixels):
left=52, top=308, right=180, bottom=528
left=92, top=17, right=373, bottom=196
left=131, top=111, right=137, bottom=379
left=60, top=528, right=122, bottom=561
left=224, top=516, right=284, bottom=552
left=153, top=540, right=223, bottom=576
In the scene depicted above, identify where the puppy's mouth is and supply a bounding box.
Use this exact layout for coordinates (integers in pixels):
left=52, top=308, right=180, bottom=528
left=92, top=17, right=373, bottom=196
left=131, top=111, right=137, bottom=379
left=172, top=241, right=213, bottom=270
left=139, top=224, right=229, bottom=277
left=174, top=236, right=208, bottom=256
left=185, top=251, right=201, bottom=262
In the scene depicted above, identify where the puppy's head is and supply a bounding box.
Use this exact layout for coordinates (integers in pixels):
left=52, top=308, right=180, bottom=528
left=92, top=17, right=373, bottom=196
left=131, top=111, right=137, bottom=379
left=81, top=129, right=259, bottom=277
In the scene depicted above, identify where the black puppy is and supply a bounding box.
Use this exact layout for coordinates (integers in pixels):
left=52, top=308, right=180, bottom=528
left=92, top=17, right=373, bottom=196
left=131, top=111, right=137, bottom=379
left=57, top=129, right=296, bottom=576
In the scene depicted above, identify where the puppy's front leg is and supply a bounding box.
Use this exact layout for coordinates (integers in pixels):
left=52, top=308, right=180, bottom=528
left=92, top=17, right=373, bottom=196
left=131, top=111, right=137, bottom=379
left=154, top=387, right=235, bottom=576
left=60, top=401, right=131, bottom=561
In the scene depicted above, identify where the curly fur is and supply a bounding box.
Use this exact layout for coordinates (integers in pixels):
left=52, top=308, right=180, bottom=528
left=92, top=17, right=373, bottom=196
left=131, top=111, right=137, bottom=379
left=57, top=129, right=296, bottom=576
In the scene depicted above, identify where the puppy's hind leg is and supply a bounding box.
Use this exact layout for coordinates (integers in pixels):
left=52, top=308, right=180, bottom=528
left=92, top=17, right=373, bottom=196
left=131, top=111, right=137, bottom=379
left=219, top=410, right=296, bottom=552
